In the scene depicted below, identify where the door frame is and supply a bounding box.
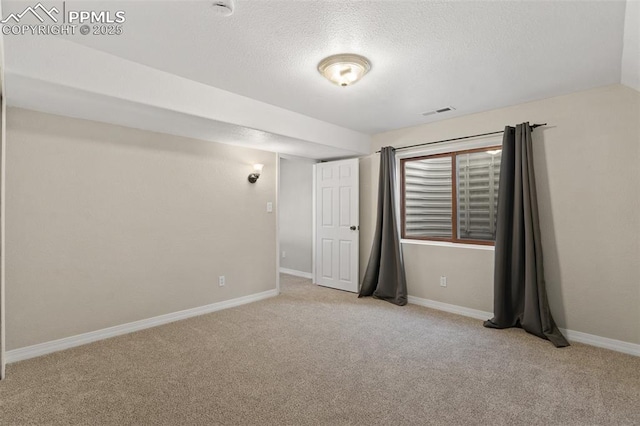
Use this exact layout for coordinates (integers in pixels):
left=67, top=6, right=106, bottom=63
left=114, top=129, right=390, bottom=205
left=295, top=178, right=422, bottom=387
left=276, top=154, right=319, bottom=287
left=276, top=155, right=359, bottom=289
left=275, top=155, right=280, bottom=294
left=312, top=161, right=317, bottom=284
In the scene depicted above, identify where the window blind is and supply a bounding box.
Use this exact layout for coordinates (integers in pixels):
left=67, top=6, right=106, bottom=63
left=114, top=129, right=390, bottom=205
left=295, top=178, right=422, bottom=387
left=457, top=151, right=501, bottom=241
left=404, top=156, right=452, bottom=238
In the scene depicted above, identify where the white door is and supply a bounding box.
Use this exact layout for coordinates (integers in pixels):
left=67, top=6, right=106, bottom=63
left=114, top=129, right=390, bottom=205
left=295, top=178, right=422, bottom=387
left=314, top=159, right=359, bottom=293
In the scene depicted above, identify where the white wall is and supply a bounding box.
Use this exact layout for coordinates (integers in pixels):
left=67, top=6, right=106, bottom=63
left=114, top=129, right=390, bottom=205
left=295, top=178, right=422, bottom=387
left=361, top=84, right=640, bottom=345
left=6, top=108, right=277, bottom=350
left=621, top=0, right=640, bottom=91
left=279, top=158, right=314, bottom=274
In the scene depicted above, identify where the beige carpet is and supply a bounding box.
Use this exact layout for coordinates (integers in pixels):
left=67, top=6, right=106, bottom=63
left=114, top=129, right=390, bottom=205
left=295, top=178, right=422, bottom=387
left=1, top=274, right=638, bottom=425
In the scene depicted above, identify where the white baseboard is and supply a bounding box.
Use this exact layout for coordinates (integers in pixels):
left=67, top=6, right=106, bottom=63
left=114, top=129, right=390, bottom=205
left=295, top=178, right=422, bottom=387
left=407, top=295, right=492, bottom=321
left=7, top=289, right=638, bottom=363
left=407, top=295, right=639, bottom=357
left=559, top=328, right=639, bottom=357
left=6, top=289, right=278, bottom=364
left=279, top=268, right=313, bottom=279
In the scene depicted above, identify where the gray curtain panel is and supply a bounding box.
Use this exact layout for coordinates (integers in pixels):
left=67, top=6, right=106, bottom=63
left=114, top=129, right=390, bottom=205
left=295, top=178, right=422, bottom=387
left=359, top=147, right=408, bottom=306
left=484, top=123, right=569, bottom=347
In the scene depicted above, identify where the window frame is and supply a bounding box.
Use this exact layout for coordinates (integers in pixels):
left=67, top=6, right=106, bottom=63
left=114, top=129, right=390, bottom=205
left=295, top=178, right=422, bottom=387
left=400, top=144, right=502, bottom=246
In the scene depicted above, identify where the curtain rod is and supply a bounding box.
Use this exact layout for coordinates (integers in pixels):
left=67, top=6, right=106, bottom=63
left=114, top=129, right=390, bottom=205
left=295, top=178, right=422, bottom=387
left=376, top=123, right=547, bottom=153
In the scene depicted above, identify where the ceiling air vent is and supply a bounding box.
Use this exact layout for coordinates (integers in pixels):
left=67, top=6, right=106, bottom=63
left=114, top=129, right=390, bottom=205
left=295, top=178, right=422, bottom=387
left=422, top=106, right=456, bottom=116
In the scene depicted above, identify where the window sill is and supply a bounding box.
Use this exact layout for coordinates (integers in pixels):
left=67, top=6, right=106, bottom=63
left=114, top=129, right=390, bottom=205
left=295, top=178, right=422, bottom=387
left=400, top=239, right=495, bottom=251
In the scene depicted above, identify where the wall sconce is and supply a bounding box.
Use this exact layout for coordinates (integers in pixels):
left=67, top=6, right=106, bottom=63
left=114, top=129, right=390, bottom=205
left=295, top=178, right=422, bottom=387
left=248, top=164, right=264, bottom=183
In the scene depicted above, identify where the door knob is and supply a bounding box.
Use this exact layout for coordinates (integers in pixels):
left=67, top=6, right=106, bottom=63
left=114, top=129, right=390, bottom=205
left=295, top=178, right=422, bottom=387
left=350, top=225, right=358, bottom=230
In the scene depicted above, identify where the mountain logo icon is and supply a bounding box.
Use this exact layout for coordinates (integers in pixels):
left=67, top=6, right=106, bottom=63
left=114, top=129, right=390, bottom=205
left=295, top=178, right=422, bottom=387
left=1, top=2, right=60, bottom=24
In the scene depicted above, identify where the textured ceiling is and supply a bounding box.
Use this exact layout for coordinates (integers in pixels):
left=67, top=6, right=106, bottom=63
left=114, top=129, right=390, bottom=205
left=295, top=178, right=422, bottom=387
left=2, top=0, right=634, bottom=160
left=59, top=0, right=628, bottom=134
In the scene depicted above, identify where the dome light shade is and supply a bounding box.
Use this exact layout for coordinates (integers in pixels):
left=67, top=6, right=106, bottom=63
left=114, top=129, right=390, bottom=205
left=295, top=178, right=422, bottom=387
left=317, top=54, right=371, bottom=87
left=212, top=0, right=234, bottom=16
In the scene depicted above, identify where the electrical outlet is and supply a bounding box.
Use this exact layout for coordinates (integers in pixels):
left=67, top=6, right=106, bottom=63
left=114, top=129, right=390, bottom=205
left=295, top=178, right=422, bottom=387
left=282, top=251, right=286, bottom=258
left=440, top=276, right=447, bottom=287
left=219, top=275, right=225, bottom=287
left=266, top=202, right=273, bottom=213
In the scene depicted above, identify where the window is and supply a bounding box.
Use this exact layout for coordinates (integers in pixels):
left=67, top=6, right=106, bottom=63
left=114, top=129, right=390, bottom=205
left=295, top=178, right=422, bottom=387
left=401, top=146, right=502, bottom=245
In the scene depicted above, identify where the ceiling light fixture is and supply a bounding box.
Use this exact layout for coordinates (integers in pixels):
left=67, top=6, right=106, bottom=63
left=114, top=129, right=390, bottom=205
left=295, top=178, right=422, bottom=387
left=212, top=0, right=234, bottom=17
left=317, top=54, right=371, bottom=87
